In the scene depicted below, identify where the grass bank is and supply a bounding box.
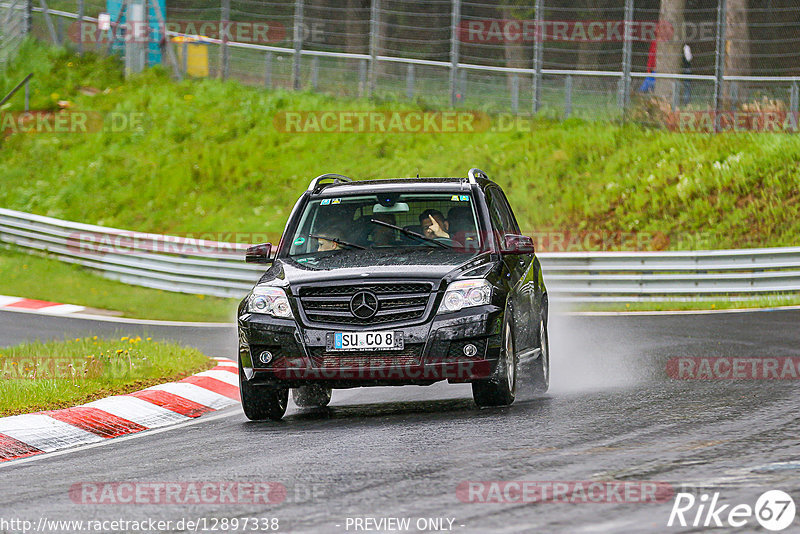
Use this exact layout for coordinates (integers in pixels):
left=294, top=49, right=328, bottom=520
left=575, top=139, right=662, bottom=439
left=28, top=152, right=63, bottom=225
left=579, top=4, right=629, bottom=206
left=0, top=336, right=213, bottom=416
left=1, top=40, right=798, bottom=250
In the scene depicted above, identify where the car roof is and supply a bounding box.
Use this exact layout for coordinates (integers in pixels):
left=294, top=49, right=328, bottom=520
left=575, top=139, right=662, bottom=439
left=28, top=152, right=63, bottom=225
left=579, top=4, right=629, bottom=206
left=310, top=177, right=494, bottom=196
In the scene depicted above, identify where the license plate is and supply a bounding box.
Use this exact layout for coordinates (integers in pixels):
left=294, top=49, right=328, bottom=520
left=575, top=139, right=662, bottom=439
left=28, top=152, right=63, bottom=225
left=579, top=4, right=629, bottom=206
left=326, top=331, right=403, bottom=351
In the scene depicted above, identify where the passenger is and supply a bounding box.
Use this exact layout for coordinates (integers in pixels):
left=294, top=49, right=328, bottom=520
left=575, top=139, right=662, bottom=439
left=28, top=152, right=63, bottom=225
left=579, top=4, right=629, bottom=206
left=419, top=209, right=450, bottom=240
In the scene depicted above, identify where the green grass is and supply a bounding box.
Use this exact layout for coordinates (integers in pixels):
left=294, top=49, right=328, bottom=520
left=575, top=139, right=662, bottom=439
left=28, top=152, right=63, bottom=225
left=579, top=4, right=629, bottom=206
left=0, top=336, right=214, bottom=416
left=0, top=247, right=238, bottom=322
left=2, top=40, right=799, bottom=250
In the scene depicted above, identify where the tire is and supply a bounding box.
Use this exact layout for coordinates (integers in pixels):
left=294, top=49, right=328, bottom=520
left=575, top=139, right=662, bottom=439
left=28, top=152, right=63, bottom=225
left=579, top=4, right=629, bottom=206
left=292, top=385, right=332, bottom=408
left=472, top=314, right=517, bottom=407
left=239, top=359, right=289, bottom=421
left=529, top=310, right=550, bottom=394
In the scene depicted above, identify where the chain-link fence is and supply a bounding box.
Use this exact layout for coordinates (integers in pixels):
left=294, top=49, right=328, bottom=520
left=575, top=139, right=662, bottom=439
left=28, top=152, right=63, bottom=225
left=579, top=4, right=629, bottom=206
left=0, top=0, right=28, bottom=70
left=19, top=0, right=800, bottom=127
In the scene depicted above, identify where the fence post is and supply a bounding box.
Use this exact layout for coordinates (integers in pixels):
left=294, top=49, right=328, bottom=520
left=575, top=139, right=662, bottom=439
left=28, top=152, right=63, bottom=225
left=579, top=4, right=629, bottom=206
left=293, top=0, right=304, bottom=91
left=358, top=58, right=367, bottom=97
left=406, top=63, right=414, bottom=99
left=449, top=0, right=461, bottom=106
left=532, top=0, right=543, bottom=113
left=713, top=0, right=727, bottom=133
left=621, top=0, right=633, bottom=115
left=511, top=74, right=519, bottom=114
left=368, top=0, right=380, bottom=97
left=264, top=51, right=272, bottom=88
left=564, top=75, right=572, bottom=119
left=791, top=83, right=799, bottom=114
left=24, top=0, right=32, bottom=33
left=459, top=68, right=466, bottom=100
left=182, top=40, right=188, bottom=75
left=40, top=0, right=59, bottom=45
left=220, top=0, right=230, bottom=80
left=672, top=79, right=680, bottom=111
left=311, top=56, right=319, bottom=91
left=77, top=0, right=84, bottom=54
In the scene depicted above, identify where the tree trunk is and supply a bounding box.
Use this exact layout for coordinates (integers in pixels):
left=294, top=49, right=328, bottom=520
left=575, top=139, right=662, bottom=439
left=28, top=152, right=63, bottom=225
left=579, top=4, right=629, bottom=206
left=654, top=0, right=686, bottom=98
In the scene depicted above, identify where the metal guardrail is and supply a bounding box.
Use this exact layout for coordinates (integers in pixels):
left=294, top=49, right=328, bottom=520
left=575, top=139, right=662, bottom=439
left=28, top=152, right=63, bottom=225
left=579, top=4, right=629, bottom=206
left=1, top=208, right=799, bottom=302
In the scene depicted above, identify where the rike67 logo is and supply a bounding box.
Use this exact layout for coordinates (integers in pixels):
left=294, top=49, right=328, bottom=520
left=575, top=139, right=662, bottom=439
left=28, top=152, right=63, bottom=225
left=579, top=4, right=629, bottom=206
left=668, top=490, right=796, bottom=531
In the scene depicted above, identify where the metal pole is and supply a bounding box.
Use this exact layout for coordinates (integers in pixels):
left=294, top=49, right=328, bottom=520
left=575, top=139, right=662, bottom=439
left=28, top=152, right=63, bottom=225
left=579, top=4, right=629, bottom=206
left=182, top=40, right=188, bottom=75
left=220, top=0, right=230, bottom=80
left=621, top=0, right=633, bottom=114
left=39, top=0, right=59, bottom=45
left=358, top=58, right=367, bottom=97
left=77, top=0, right=84, bottom=54
left=449, top=0, right=461, bottom=107
left=564, top=75, right=572, bottom=119
left=532, top=0, right=543, bottom=113
left=293, top=0, right=304, bottom=90
left=311, top=56, right=319, bottom=91
left=406, top=63, right=414, bottom=99
left=265, top=51, right=272, bottom=88
left=713, top=0, right=727, bottom=133
left=368, top=0, right=380, bottom=97
left=672, top=79, right=679, bottom=111
left=791, top=83, right=799, bottom=114
left=511, top=74, right=519, bottom=114
left=24, top=0, right=32, bottom=34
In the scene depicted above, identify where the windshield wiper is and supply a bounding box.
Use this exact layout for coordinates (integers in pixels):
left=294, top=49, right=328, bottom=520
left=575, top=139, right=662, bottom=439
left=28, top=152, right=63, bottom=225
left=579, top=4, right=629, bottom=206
left=308, top=234, right=366, bottom=250
left=369, top=218, right=452, bottom=249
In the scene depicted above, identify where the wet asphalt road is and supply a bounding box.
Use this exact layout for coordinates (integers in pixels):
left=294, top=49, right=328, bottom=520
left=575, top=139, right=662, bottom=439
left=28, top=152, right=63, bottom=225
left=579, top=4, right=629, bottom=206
left=1, top=307, right=800, bottom=533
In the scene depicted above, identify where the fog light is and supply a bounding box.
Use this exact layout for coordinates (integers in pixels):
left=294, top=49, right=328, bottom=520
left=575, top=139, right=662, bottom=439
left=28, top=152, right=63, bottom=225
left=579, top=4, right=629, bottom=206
left=259, top=351, right=273, bottom=364
left=463, top=343, right=478, bottom=357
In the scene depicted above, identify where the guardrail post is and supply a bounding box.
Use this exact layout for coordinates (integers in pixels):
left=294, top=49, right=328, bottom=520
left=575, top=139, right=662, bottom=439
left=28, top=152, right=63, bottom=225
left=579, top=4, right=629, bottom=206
left=511, top=74, right=519, bottom=114
left=713, top=0, right=727, bottom=132
left=406, top=63, right=414, bottom=99
left=368, top=0, right=380, bottom=97
left=532, top=0, right=543, bottom=113
left=220, top=0, right=230, bottom=80
left=564, top=74, right=572, bottom=119
left=264, top=51, right=272, bottom=88
left=293, top=0, right=304, bottom=91
left=791, top=83, right=799, bottom=113
left=311, top=56, right=319, bottom=91
left=449, top=0, right=461, bottom=106
left=621, top=0, right=633, bottom=115
left=77, top=0, right=84, bottom=54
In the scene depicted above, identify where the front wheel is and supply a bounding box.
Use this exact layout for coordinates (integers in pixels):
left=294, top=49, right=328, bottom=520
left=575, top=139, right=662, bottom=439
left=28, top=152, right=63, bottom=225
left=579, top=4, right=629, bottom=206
left=472, top=316, right=517, bottom=407
left=239, top=360, right=289, bottom=421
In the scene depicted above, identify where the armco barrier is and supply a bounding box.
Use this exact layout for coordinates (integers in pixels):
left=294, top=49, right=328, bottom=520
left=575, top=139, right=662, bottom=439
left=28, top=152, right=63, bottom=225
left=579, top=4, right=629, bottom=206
left=1, top=208, right=799, bottom=302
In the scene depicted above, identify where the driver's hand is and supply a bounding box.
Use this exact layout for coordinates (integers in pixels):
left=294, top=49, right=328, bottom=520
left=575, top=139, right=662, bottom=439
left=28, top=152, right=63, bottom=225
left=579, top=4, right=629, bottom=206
left=423, top=216, right=449, bottom=239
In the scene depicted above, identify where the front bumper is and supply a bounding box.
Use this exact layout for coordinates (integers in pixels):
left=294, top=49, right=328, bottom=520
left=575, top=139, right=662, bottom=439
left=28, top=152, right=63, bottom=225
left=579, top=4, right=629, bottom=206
left=238, top=305, right=504, bottom=388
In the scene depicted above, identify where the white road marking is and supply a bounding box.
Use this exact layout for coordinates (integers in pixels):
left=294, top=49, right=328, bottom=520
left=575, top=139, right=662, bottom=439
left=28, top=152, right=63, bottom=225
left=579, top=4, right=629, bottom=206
left=36, top=304, right=86, bottom=315
left=193, top=369, right=239, bottom=387
left=83, top=397, right=189, bottom=429
left=146, top=382, right=239, bottom=410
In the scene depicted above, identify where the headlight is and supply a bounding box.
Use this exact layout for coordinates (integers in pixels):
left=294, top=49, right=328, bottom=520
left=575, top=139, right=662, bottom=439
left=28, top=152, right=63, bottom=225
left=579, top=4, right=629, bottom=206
left=248, top=286, right=294, bottom=318
left=438, top=279, right=492, bottom=313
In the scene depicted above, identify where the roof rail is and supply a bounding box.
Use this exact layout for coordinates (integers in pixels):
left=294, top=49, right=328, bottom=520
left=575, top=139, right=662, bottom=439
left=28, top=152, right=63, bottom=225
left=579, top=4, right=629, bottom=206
left=467, top=168, right=488, bottom=184
left=307, top=173, right=353, bottom=192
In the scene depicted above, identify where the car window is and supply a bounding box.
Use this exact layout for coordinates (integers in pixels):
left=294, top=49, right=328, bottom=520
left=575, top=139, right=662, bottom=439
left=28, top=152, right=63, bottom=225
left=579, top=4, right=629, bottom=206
left=486, top=187, right=517, bottom=235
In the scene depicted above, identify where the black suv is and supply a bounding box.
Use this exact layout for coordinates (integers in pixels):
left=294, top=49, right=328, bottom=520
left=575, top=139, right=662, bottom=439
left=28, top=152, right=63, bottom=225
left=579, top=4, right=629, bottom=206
left=238, top=169, right=549, bottom=420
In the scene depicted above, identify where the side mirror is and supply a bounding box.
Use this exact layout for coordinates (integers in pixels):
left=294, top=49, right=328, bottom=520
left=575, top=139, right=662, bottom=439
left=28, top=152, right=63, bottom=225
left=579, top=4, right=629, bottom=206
left=245, top=243, right=273, bottom=264
left=501, top=234, right=535, bottom=255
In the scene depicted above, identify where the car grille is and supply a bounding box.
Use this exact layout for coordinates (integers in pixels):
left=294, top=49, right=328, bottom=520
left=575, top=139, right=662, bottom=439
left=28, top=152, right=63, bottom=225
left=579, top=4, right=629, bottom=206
left=297, top=283, right=433, bottom=326
left=308, top=345, right=423, bottom=368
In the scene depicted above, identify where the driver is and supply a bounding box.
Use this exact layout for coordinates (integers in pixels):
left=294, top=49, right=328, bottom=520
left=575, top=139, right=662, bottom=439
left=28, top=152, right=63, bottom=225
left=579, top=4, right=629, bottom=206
left=419, top=209, right=450, bottom=240
left=315, top=221, right=348, bottom=251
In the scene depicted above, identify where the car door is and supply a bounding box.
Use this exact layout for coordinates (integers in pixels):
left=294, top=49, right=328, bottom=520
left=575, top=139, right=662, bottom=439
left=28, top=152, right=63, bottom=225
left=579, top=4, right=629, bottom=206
left=485, top=186, right=537, bottom=352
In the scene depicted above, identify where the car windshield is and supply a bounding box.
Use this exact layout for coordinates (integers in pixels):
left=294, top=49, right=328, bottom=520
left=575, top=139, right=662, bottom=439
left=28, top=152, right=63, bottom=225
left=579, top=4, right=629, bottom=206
left=285, top=192, right=482, bottom=258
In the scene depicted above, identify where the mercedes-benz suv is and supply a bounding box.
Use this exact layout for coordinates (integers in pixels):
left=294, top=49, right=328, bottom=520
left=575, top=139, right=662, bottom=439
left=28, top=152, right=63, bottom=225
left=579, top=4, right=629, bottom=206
left=238, top=168, right=549, bottom=421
